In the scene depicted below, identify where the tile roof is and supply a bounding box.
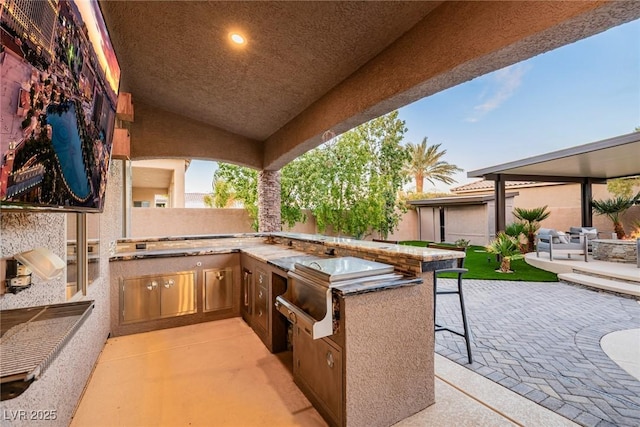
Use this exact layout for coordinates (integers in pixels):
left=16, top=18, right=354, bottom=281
left=185, top=192, right=210, bottom=207
left=451, top=179, right=538, bottom=193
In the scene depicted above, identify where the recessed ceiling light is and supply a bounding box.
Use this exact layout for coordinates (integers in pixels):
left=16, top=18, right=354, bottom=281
left=229, top=32, right=246, bottom=45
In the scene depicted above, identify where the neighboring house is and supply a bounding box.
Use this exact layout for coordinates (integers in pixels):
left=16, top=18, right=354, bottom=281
left=407, top=179, right=640, bottom=245
left=408, top=192, right=519, bottom=246
left=131, top=159, right=190, bottom=208
left=185, top=192, right=210, bottom=208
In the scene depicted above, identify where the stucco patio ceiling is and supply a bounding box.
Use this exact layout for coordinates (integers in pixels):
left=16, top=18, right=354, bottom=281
left=100, top=1, right=640, bottom=171
left=468, top=132, right=640, bottom=182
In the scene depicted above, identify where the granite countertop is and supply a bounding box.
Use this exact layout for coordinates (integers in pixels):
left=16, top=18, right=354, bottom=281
left=111, top=236, right=266, bottom=261
left=111, top=246, right=242, bottom=261
left=110, top=233, right=429, bottom=296
left=271, top=232, right=465, bottom=263
left=332, top=275, right=422, bottom=296
left=112, top=232, right=464, bottom=264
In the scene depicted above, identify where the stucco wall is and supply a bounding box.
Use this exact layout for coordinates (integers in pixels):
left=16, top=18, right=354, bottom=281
left=450, top=183, right=640, bottom=244
left=445, top=205, right=488, bottom=246
left=479, top=182, right=639, bottom=237
left=132, top=187, right=168, bottom=207
left=130, top=208, right=254, bottom=237
left=129, top=207, right=417, bottom=241
left=510, top=183, right=608, bottom=233
left=131, top=159, right=187, bottom=208
left=0, top=160, right=123, bottom=427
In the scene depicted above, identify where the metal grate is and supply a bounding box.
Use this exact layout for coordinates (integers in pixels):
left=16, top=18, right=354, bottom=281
left=0, top=301, right=93, bottom=382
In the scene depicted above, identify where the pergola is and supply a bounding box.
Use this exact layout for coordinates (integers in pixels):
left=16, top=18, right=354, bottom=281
left=467, top=132, right=640, bottom=234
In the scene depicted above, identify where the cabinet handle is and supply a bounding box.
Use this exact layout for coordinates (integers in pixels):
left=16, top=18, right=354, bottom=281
left=258, top=309, right=263, bottom=317
left=164, top=279, right=175, bottom=288
left=146, top=280, right=158, bottom=291
left=259, top=275, right=263, bottom=284
left=326, top=351, right=334, bottom=368
left=243, top=272, right=249, bottom=307
left=258, top=290, right=263, bottom=299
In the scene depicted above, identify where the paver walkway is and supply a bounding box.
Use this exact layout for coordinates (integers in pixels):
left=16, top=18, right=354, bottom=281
left=435, top=279, right=640, bottom=427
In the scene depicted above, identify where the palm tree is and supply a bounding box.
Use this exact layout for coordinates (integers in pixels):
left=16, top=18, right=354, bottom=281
left=404, top=137, right=462, bottom=193
left=591, top=193, right=640, bottom=239
left=504, top=222, right=528, bottom=253
left=513, top=206, right=551, bottom=252
left=485, top=232, right=523, bottom=273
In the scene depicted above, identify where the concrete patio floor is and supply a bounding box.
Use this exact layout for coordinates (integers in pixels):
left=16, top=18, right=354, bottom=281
left=435, top=278, right=640, bottom=427
left=71, top=318, right=573, bottom=427
left=525, top=252, right=640, bottom=297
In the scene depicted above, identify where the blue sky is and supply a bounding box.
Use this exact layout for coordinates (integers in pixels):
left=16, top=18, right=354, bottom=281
left=186, top=19, right=639, bottom=193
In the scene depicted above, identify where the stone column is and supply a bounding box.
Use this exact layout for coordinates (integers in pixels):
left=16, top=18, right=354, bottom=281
left=258, top=170, right=281, bottom=232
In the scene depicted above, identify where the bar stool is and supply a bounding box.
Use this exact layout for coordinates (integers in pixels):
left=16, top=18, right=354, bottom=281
left=430, top=244, right=473, bottom=364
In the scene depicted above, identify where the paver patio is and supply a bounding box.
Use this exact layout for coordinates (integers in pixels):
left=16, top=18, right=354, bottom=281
left=435, top=278, right=640, bottom=427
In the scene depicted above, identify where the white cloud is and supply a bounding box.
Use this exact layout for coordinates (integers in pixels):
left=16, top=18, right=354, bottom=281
left=466, top=64, right=529, bottom=122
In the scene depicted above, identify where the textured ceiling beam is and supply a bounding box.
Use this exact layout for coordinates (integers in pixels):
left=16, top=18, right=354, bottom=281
left=130, top=102, right=262, bottom=169
left=262, top=0, right=640, bottom=170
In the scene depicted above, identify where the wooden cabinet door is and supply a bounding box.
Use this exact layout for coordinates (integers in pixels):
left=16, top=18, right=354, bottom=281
left=293, top=326, right=343, bottom=426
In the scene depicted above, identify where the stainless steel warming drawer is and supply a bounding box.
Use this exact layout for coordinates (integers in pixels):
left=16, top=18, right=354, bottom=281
left=121, top=271, right=196, bottom=324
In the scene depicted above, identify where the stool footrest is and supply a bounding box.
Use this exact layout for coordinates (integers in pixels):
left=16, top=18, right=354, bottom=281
left=435, top=325, right=466, bottom=338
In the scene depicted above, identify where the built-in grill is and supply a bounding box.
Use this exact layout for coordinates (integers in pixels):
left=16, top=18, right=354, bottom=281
left=275, top=257, right=400, bottom=339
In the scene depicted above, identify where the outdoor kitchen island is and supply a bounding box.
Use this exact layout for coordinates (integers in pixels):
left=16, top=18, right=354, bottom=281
left=109, top=232, right=464, bottom=427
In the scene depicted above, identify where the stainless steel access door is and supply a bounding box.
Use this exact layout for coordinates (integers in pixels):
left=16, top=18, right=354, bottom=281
left=121, top=271, right=196, bottom=324
left=203, top=268, right=233, bottom=312
left=121, top=276, right=161, bottom=323
left=159, top=272, right=196, bottom=318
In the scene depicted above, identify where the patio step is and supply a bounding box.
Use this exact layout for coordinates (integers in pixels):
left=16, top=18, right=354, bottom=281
left=558, top=272, right=640, bottom=298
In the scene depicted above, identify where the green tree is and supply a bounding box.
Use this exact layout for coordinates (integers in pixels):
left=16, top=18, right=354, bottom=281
left=513, top=206, right=551, bottom=252
left=295, top=111, right=409, bottom=239
left=504, top=222, right=528, bottom=253
left=203, top=193, right=214, bottom=208
left=213, top=164, right=259, bottom=229
left=404, top=137, right=462, bottom=193
left=591, top=194, right=640, bottom=239
left=212, top=111, right=409, bottom=238
left=607, top=176, right=640, bottom=198
left=209, top=178, right=234, bottom=208
left=212, top=163, right=306, bottom=230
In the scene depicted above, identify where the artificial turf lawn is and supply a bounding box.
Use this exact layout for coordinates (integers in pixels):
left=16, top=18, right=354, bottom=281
left=400, top=242, right=558, bottom=282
